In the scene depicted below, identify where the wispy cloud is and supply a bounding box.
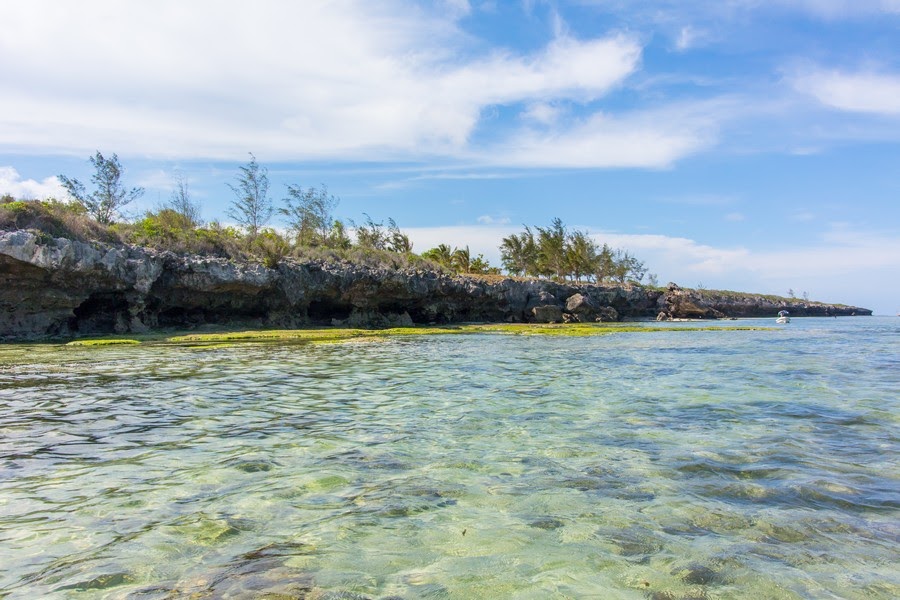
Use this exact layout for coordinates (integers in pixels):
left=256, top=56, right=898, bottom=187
left=521, top=102, right=563, bottom=125
left=440, top=0, right=472, bottom=18
left=789, top=211, right=816, bottom=222
left=793, top=68, right=900, bottom=115
left=136, top=169, right=178, bottom=191
left=674, top=25, right=707, bottom=51
left=476, top=214, right=511, bottom=225
left=485, top=99, right=727, bottom=168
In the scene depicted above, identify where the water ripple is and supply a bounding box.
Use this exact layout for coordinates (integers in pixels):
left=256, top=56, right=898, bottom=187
left=0, top=319, right=898, bottom=598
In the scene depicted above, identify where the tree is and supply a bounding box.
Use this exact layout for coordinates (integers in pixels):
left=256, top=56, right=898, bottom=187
left=386, top=218, right=413, bottom=253
left=592, top=244, right=615, bottom=282
left=227, top=153, right=272, bottom=239
left=617, top=250, right=646, bottom=283
left=327, top=219, right=352, bottom=250
left=565, top=229, right=598, bottom=283
left=422, top=244, right=453, bottom=268
left=58, top=151, right=144, bottom=224
left=498, top=218, right=651, bottom=284
left=451, top=246, right=471, bottom=273
left=280, top=184, right=338, bottom=246
left=500, top=231, right=536, bottom=276
left=535, top=218, right=567, bottom=280
left=167, top=172, right=201, bottom=227
left=252, top=228, right=291, bottom=269
left=469, top=254, right=498, bottom=275
left=353, top=214, right=387, bottom=250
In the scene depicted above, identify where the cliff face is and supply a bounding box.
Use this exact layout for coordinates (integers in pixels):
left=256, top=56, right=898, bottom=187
left=0, top=231, right=871, bottom=340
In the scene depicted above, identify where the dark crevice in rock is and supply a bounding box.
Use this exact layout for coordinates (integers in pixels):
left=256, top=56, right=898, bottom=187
left=70, top=292, right=132, bottom=334
left=307, top=299, right=353, bottom=323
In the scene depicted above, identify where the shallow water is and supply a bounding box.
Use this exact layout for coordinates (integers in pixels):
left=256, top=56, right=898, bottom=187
left=1, top=318, right=897, bottom=599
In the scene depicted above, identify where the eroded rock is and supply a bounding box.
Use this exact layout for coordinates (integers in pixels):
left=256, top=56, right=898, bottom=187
left=0, top=231, right=871, bottom=340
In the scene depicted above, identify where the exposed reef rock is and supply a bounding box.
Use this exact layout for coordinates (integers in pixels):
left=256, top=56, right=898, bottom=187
left=0, top=231, right=872, bottom=340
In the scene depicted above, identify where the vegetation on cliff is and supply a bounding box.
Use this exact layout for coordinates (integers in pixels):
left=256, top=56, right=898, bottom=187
left=500, top=218, right=650, bottom=284
left=2, top=151, right=652, bottom=286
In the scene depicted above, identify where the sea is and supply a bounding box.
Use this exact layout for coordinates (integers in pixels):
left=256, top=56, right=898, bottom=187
left=0, top=317, right=897, bottom=599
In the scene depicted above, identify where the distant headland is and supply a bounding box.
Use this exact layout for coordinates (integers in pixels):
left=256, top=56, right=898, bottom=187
left=0, top=229, right=871, bottom=342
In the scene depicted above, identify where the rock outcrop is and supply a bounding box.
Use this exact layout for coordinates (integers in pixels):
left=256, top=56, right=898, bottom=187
left=0, top=231, right=872, bottom=340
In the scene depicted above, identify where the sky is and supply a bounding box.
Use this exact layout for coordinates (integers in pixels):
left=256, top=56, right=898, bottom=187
left=1, top=0, right=899, bottom=314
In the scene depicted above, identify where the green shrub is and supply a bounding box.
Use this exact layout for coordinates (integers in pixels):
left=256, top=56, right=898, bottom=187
left=121, top=211, right=246, bottom=259
left=251, top=228, right=290, bottom=268
left=0, top=197, right=114, bottom=242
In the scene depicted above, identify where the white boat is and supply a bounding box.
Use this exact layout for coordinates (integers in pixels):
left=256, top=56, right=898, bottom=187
left=776, top=310, right=790, bottom=324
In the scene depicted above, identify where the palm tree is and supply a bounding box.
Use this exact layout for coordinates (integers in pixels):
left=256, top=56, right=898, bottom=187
left=500, top=234, right=526, bottom=276
left=421, top=243, right=453, bottom=268
left=451, top=246, right=471, bottom=274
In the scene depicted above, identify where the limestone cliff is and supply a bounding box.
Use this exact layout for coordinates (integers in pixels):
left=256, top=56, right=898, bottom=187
left=0, top=231, right=872, bottom=340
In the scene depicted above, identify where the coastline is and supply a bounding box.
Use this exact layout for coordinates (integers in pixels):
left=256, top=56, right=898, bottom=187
left=0, top=230, right=872, bottom=342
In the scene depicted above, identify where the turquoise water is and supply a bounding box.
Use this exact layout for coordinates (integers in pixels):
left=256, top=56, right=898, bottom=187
left=0, top=318, right=897, bottom=599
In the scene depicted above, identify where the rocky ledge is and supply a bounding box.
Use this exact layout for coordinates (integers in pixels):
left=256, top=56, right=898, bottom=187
left=0, top=231, right=872, bottom=341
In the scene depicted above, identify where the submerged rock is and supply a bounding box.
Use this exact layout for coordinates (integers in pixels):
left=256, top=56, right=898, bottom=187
left=528, top=517, right=565, bottom=530
left=160, top=543, right=315, bottom=599
left=56, top=572, right=135, bottom=592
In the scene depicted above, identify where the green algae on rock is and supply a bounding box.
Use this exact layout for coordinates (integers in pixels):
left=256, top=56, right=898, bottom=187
left=65, top=338, right=141, bottom=346
left=162, top=322, right=772, bottom=346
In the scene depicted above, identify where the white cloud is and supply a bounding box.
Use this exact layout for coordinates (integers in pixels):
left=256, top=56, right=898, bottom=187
left=476, top=215, right=511, bottom=225
left=0, top=1, right=648, bottom=167
left=793, top=69, right=900, bottom=115
left=404, top=224, right=516, bottom=258
left=724, top=212, right=745, bottom=221
left=521, top=102, right=562, bottom=125
left=674, top=26, right=704, bottom=51
left=0, top=167, right=67, bottom=199
left=136, top=169, right=177, bottom=192
left=598, top=227, right=899, bottom=311
left=490, top=100, right=724, bottom=168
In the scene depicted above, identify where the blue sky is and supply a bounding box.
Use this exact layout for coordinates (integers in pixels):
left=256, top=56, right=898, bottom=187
left=1, top=0, right=899, bottom=314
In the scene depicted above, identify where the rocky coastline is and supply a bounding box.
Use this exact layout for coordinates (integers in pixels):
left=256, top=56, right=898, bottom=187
left=0, top=230, right=872, bottom=341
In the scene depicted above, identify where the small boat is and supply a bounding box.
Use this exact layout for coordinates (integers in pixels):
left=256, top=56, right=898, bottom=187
left=776, top=310, right=790, bottom=324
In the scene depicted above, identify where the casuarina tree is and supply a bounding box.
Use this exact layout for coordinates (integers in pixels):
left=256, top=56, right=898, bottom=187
left=227, top=153, right=272, bottom=239
left=58, top=151, right=144, bottom=224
